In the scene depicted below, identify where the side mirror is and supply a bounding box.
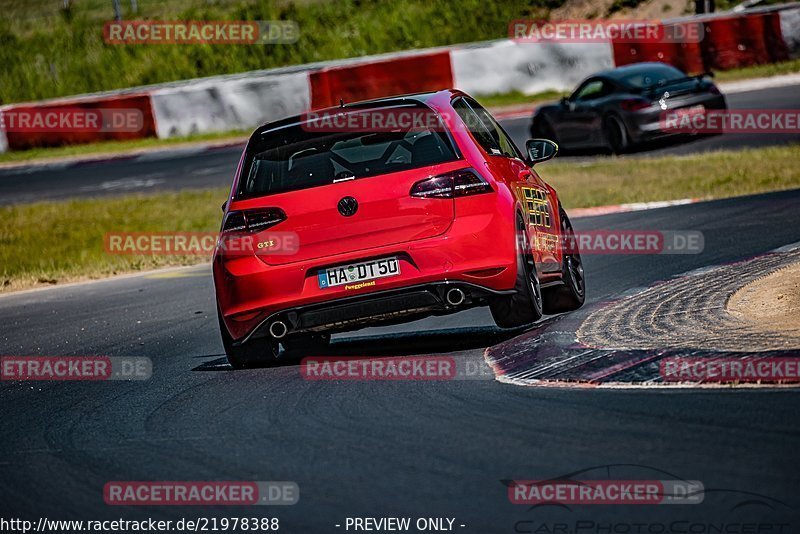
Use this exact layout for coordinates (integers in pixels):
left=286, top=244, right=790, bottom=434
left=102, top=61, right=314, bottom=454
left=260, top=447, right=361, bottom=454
left=526, top=139, right=559, bottom=165
left=221, top=200, right=228, bottom=212
left=560, top=96, right=569, bottom=106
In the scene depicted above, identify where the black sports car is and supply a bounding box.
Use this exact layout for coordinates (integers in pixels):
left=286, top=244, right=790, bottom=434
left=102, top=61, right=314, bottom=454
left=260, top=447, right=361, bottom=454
left=530, top=62, right=728, bottom=154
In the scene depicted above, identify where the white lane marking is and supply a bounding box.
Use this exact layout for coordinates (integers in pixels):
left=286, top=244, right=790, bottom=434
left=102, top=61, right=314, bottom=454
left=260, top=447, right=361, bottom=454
left=80, top=177, right=165, bottom=192
left=569, top=198, right=697, bottom=218
left=718, top=72, right=800, bottom=94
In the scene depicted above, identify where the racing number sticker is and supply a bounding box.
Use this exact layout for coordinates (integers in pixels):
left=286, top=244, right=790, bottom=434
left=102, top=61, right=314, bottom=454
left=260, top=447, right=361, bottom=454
left=522, top=187, right=551, bottom=228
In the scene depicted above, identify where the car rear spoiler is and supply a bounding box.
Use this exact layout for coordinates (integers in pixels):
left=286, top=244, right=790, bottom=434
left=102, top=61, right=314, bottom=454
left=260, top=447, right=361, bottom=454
left=635, top=72, right=714, bottom=95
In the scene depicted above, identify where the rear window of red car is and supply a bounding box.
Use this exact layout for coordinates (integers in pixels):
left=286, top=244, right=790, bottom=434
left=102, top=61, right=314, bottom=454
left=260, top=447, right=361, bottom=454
left=237, top=103, right=458, bottom=199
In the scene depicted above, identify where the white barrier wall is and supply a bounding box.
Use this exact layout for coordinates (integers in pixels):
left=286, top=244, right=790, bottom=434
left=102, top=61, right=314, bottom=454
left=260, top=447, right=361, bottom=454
left=2, top=4, right=798, bottom=153
left=150, top=71, right=310, bottom=138
left=451, top=40, right=615, bottom=96
left=780, top=7, right=800, bottom=57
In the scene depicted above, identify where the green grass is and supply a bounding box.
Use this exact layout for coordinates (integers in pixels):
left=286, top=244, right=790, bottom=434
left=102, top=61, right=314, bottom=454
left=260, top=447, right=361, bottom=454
left=476, top=89, right=568, bottom=108
left=2, top=144, right=798, bottom=293
left=0, top=0, right=559, bottom=104
left=0, top=130, right=248, bottom=165
left=0, top=188, right=227, bottom=292
left=712, top=58, right=800, bottom=83
left=542, top=144, right=800, bottom=209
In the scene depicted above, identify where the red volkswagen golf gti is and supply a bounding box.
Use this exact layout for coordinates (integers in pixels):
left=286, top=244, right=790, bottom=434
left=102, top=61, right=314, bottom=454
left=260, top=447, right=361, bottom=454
left=214, top=90, right=585, bottom=368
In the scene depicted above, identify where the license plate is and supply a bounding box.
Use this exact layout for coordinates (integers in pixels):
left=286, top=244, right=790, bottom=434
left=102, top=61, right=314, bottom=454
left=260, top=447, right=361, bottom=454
left=317, top=257, right=400, bottom=289
left=676, top=104, right=705, bottom=117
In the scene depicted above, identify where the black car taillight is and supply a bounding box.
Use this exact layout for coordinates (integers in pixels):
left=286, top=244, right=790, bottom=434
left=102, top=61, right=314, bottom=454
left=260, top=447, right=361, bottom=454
left=410, top=168, right=492, bottom=199
left=222, top=208, right=286, bottom=233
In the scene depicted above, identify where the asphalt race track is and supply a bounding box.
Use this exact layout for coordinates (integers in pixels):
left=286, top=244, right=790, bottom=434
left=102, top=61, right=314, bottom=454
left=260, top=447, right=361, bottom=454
left=1, top=84, right=799, bottom=205
left=2, top=188, right=799, bottom=530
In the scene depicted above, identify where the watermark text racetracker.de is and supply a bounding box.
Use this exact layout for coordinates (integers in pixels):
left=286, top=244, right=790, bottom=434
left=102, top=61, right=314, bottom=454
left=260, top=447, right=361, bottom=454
left=104, top=481, right=298, bottom=506
left=0, top=356, right=151, bottom=381
left=0, top=108, right=143, bottom=133
left=103, top=20, right=298, bottom=44
left=661, top=356, right=800, bottom=383
left=532, top=230, right=704, bottom=255
left=301, top=355, right=495, bottom=381
left=104, top=231, right=300, bottom=256
left=661, top=109, right=800, bottom=134
left=509, top=19, right=703, bottom=43
left=508, top=479, right=704, bottom=505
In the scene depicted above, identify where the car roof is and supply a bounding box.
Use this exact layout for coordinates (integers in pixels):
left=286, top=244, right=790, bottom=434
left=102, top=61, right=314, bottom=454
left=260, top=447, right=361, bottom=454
left=253, top=89, right=462, bottom=135
left=593, top=62, right=683, bottom=82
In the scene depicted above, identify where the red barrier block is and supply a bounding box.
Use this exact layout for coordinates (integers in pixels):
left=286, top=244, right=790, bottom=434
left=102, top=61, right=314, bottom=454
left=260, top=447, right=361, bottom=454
left=309, top=51, right=453, bottom=110
left=702, top=13, right=788, bottom=70
left=613, top=40, right=706, bottom=73
left=612, top=21, right=706, bottom=74
left=3, top=94, right=157, bottom=151
left=755, top=11, right=790, bottom=64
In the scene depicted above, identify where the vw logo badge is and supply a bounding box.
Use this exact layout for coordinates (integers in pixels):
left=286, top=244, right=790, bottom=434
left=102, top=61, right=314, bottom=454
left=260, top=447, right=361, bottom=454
left=337, top=196, right=358, bottom=217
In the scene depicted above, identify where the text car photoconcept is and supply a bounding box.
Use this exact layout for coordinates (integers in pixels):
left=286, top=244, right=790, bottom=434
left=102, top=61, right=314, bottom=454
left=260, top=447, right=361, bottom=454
left=214, top=90, right=585, bottom=368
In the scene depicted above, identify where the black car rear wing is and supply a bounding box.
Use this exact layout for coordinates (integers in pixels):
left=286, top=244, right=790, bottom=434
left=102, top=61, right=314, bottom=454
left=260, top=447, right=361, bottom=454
left=635, top=72, right=714, bottom=95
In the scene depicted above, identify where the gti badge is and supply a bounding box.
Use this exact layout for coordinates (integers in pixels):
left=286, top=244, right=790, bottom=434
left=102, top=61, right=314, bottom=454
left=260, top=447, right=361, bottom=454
left=337, top=196, right=358, bottom=217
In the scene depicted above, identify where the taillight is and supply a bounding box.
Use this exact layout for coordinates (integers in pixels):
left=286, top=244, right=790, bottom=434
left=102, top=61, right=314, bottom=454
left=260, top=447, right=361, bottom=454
left=410, top=168, right=492, bottom=199
left=222, top=208, right=286, bottom=233
left=620, top=98, right=651, bottom=112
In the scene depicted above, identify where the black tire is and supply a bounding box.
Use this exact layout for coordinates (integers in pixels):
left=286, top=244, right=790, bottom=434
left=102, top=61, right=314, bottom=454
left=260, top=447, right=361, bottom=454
left=218, top=307, right=279, bottom=369
left=542, top=206, right=585, bottom=314
left=490, top=218, right=543, bottom=328
left=281, top=333, right=331, bottom=356
left=603, top=114, right=629, bottom=154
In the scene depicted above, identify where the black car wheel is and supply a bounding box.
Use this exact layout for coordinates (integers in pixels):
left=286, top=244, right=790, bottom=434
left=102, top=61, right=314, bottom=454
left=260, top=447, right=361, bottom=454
left=603, top=114, right=629, bottom=154
left=542, top=205, right=585, bottom=314
left=218, top=306, right=279, bottom=369
left=490, top=217, right=543, bottom=328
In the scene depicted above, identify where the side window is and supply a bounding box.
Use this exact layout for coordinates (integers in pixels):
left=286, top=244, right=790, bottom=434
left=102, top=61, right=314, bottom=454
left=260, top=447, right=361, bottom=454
left=452, top=99, right=501, bottom=156
left=573, top=79, right=609, bottom=102
left=453, top=98, right=519, bottom=159
left=465, top=98, right=519, bottom=159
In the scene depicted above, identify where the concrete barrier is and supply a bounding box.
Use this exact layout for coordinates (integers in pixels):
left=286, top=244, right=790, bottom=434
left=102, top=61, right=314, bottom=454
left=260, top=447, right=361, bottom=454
left=452, top=40, right=614, bottom=96
left=151, top=71, right=310, bottom=138
left=780, top=6, right=800, bottom=56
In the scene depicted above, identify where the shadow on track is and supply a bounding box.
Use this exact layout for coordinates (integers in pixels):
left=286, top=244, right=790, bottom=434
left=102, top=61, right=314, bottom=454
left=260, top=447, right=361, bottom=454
left=190, top=325, right=529, bottom=372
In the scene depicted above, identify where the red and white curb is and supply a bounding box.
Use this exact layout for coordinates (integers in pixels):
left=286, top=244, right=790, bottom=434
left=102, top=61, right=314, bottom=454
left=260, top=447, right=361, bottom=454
left=569, top=198, right=699, bottom=219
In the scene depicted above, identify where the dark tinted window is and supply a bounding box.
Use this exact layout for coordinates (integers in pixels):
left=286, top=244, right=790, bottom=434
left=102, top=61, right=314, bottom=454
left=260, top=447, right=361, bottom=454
left=573, top=79, right=613, bottom=101
left=619, top=64, right=686, bottom=89
left=237, top=105, right=458, bottom=198
left=453, top=98, right=518, bottom=158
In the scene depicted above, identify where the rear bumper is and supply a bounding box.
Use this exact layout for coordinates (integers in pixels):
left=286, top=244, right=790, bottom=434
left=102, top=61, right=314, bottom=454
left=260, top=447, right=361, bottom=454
left=237, top=281, right=513, bottom=345
left=214, top=207, right=518, bottom=341
left=626, top=95, right=728, bottom=143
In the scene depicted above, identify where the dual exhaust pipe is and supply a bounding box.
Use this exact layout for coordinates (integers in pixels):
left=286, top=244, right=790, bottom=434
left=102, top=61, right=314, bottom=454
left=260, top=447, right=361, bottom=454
left=266, top=287, right=467, bottom=340
left=445, top=287, right=466, bottom=307
left=268, top=320, right=288, bottom=339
